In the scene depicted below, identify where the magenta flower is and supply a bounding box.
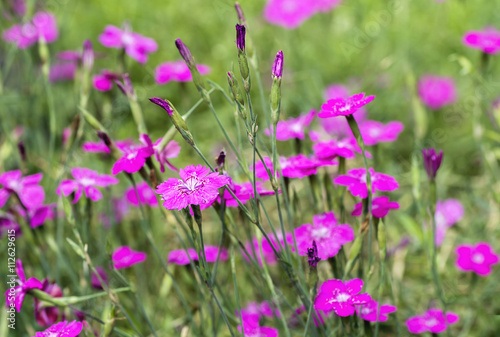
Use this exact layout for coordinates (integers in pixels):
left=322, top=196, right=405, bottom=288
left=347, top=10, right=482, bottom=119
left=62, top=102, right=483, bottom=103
left=463, top=27, right=500, bottom=54
left=314, top=278, right=372, bottom=316
left=125, top=181, right=158, bottom=207
left=253, top=156, right=276, bottom=181
left=167, top=246, right=228, bottom=265
left=91, top=266, right=108, bottom=290
left=156, top=165, right=229, bottom=211
left=238, top=301, right=280, bottom=321
left=57, top=168, right=119, bottom=203
left=352, top=196, right=400, bottom=218
left=280, top=154, right=337, bottom=178
left=0, top=170, right=44, bottom=209
left=263, top=0, right=316, bottom=29
left=313, top=137, right=363, bottom=160
left=455, top=242, right=499, bottom=276
left=0, top=212, right=20, bottom=238
left=434, top=199, right=463, bottom=246
left=358, top=121, right=404, bottom=146
left=238, top=313, right=278, bottom=337
left=295, top=212, right=354, bottom=260
left=98, top=24, right=157, bottom=63
left=112, top=246, right=146, bottom=269
left=263, top=110, right=316, bottom=141
left=422, top=148, right=443, bottom=180
left=334, top=168, right=399, bottom=199
left=406, top=309, right=459, bottom=334
left=32, top=320, right=83, bottom=337
left=112, top=134, right=154, bottom=175
left=418, top=75, right=457, bottom=110
left=356, top=300, right=397, bottom=322
left=3, top=12, right=58, bottom=49
left=155, top=60, right=211, bottom=84
left=5, top=259, right=43, bottom=312
left=319, top=93, right=375, bottom=118
left=153, top=139, right=180, bottom=173
left=14, top=198, right=55, bottom=229
left=92, top=70, right=121, bottom=92
left=34, top=279, right=63, bottom=327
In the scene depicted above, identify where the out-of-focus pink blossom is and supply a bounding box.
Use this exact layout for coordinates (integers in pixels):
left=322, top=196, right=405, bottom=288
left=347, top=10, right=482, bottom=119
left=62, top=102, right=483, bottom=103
left=49, top=62, right=77, bottom=83
left=463, top=27, right=500, bottom=54
left=418, top=75, right=457, bottom=110
left=334, top=168, right=399, bottom=199
left=455, top=242, right=499, bottom=276
left=91, top=266, right=108, bottom=290
left=112, top=246, right=146, bottom=269
left=352, top=196, right=400, bottom=218
left=56, top=168, right=119, bottom=203
left=0, top=170, right=44, bottom=209
left=434, top=199, right=463, bottom=246
left=92, top=70, right=121, bottom=92
left=356, top=300, right=397, bottom=322
left=34, top=280, right=63, bottom=327
left=4, top=259, right=43, bottom=312
left=167, top=246, right=228, bottom=265
left=112, top=134, right=154, bottom=175
left=99, top=24, right=157, bottom=63
left=263, top=110, right=316, bottom=141
left=406, top=309, right=459, bottom=334
left=358, top=121, right=404, bottom=146
left=125, top=181, right=158, bottom=207
left=155, top=60, right=211, bottom=84
left=244, top=232, right=294, bottom=266
left=3, top=12, right=58, bottom=49
left=153, top=139, right=180, bottom=173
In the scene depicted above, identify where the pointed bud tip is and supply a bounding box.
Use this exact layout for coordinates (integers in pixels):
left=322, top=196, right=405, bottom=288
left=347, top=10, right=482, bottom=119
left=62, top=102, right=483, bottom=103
left=272, top=50, right=284, bottom=79
left=149, top=97, right=174, bottom=116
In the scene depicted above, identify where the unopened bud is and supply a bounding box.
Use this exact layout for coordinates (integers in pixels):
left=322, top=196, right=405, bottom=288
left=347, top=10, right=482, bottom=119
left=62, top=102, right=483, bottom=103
left=82, top=40, right=94, bottom=71
left=149, top=97, right=195, bottom=146
left=17, top=141, right=26, bottom=161
left=175, top=38, right=208, bottom=101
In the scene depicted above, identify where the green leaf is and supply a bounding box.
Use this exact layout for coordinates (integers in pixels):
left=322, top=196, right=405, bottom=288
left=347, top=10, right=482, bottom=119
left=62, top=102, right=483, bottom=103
left=66, top=238, right=85, bottom=259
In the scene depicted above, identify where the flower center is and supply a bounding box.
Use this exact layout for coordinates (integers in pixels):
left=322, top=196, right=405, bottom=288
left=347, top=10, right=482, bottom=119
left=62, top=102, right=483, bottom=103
left=472, top=253, right=484, bottom=264
left=335, top=293, right=351, bottom=303
left=311, top=227, right=329, bottom=239
left=79, top=178, right=95, bottom=187
left=121, top=33, right=135, bottom=46
left=361, top=307, right=373, bottom=315
left=178, top=176, right=203, bottom=194
left=127, top=151, right=138, bottom=160
left=425, top=318, right=438, bottom=327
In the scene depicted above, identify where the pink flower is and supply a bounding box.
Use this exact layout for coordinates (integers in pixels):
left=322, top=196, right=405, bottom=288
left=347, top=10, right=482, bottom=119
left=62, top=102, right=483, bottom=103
left=263, top=0, right=317, bottom=29
left=125, top=181, right=158, bottom=207
left=295, top=212, right=354, bottom=260
left=153, top=139, right=180, bottom=173
left=455, top=242, right=499, bottom=276
left=356, top=300, right=397, bottom=322
left=91, top=266, right=108, bottom=290
left=238, top=313, right=278, bottom=337
left=434, top=199, right=463, bottom=246
left=112, top=246, right=146, bottom=269
left=34, top=280, right=63, bottom=327
left=82, top=139, right=133, bottom=154
left=3, top=12, right=57, bottom=49
left=92, top=70, right=121, bottom=92
left=253, top=156, right=276, bottom=181
left=463, top=27, right=500, bottom=54
left=406, top=309, right=459, bottom=334
left=98, top=24, right=157, bottom=63
left=49, top=62, right=77, bottom=83
left=358, top=120, right=404, bottom=146
left=5, top=259, right=43, bottom=312
left=0, top=170, right=44, bottom=209
left=112, top=134, right=154, bottom=175
left=238, top=301, right=281, bottom=321
left=334, top=168, right=399, bottom=199
left=318, top=93, right=375, bottom=118
left=0, top=212, right=20, bottom=238
left=313, top=137, right=362, bottom=160
left=56, top=168, right=119, bottom=203
left=418, top=75, right=457, bottom=110
left=155, top=60, right=211, bottom=84
left=263, top=110, right=316, bottom=141
left=352, top=196, right=400, bottom=218
left=32, top=320, right=83, bottom=337
left=314, top=278, right=372, bottom=316
left=156, top=165, right=229, bottom=211
left=167, top=246, right=228, bottom=265
left=244, top=232, right=294, bottom=266
left=280, top=154, right=336, bottom=178
left=313, top=0, right=343, bottom=13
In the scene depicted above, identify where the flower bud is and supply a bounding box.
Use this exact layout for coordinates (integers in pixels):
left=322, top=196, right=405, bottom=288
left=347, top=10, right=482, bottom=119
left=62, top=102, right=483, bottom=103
left=115, top=74, right=135, bottom=99
left=227, top=72, right=246, bottom=120
left=175, top=38, right=209, bottom=102
left=272, top=50, right=283, bottom=79
left=149, top=97, right=195, bottom=146
left=82, top=39, right=94, bottom=71
left=236, top=24, right=246, bottom=51
left=270, top=51, right=283, bottom=124
left=422, top=148, right=443, bottom=180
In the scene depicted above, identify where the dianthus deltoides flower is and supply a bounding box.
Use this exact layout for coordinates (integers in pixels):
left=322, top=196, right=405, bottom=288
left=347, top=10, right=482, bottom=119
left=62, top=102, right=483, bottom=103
left=168, top=246, right=229, bottom=265
left=0, top=169, right=44, bottom=209
left=57, top=168, right=119, bottom=203
left=334, top=168, right=399, bottom=199
left=98, top=24, right=157, bottom=63
left=314, top=278, right=371, bottom=317
left=356, top=299, right=397, bottom=322
left=3, top=12, right=58, bottom=49
left=263, top=110, right=316, bottom=141
left=112, top=246, right=146, bottom=269
left=352, top=196, right=400, bottom=218
left=5, top=259, right=43, bottom=312
left=418, top=75, right=457, bottom=110
left=455, top=242, right=499, bottom=276
left=156, top=165, right=229, bottom=211
left=112, top=134, right=154, bottom=175
left=34, top=279, right=64, bottom=327
left=32, top=320, right=83, bottom=337
left=318, top=93, right=375, bottom=118
left=155, top=60, right=211, bottom=84
left=463, top=27, right=500, bottom=54
left=406, top=309, right=459, bottom=334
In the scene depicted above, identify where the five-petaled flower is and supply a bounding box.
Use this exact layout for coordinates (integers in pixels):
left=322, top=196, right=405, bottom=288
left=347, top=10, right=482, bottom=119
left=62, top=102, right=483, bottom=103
left=318, top=93, right=375, bottom=118
left=406, top=308, right=459, bottom=334
left=356, top=300, right=397, bottom=322
left=463, top=27, right=500, bottom=54
left=32, top=320, right=83, bottom=337
left=112, top=246, right=147, bottom=269
left=56, top=167, right=119, bottom=203
left=98, top=24, right=157, bottom=63
left=334, top=168, right=399, bottom=199
left=155, top=165, right=229, bottom=211
left=314, top=278, right=372, bottom=316
left=455, top=242, right=499, bottom=276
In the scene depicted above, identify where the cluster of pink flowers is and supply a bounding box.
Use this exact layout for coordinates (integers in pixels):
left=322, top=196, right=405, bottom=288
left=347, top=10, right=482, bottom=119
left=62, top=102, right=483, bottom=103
left=3, top=12, right=58, bottom=49
left=263, top=0, right=343, bottom=29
